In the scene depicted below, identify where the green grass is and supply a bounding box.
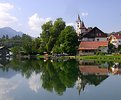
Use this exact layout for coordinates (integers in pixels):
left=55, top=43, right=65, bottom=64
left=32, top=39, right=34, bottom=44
left=78, top=55, right=121, bottom=62
left=37, top=55, right=44, bottom=59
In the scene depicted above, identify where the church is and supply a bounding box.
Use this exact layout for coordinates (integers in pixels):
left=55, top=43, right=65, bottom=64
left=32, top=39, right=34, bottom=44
left=76, top=14, right=109, bottom=55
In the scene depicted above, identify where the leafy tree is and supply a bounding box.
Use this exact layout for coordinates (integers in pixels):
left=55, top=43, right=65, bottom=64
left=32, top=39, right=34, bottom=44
left=11, top=46, right=21, bottom=56
left=40, top=18, right=65, bottom=53
left=108, top=43, right=117, bottom=53
left=21, top=34, right=32, bottom=54
left=53, top=26, right=78, bottom=55
left=31, top=37, right=41, bottom=54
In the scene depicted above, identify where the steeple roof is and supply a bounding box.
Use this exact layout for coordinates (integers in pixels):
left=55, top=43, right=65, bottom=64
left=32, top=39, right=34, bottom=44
left=80, top=21, right=86, bottom=28
left=78, top=14, right=81, bottom=21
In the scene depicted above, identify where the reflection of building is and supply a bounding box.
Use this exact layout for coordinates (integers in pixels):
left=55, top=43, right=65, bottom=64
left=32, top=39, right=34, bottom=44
left=77, top=60, right=121, bottom=95
left=76, top=76, right=87, bottom=95
left=109, top=62, right=121, bottom=75
left=0, top=57, right=10, bottom=67
left=0, top=46, right=10, bottom=58
left=80, top=65, right=108, bottom=75
left=76, top=71, right=108, bottom=95
left=79, top=61, right=121, bottom=75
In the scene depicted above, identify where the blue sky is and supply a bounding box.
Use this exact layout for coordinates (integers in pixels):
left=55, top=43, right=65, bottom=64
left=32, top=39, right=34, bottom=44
left=0, top=0, right=121, bottom=37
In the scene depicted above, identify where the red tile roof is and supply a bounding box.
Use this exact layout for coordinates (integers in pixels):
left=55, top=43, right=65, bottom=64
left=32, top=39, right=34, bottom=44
left=79, top=41, right=108, bottom=50
left=113, top=34, right=121, bottom=39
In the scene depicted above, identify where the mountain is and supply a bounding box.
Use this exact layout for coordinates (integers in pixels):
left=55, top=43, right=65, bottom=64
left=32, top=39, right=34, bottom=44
left=0, top=27, right=24, bottom=38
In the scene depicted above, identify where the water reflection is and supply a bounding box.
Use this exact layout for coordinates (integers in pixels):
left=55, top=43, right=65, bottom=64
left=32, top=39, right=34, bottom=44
left=0, top=58, right=121, bottom=99
left=0, top=58, right=79, bottom=95
left=77, top=60, right=121, bottom=95
left=79, top=60, right=121, bottom=75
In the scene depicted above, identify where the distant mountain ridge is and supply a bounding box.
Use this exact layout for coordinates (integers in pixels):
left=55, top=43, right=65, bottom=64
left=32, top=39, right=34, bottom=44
left=0, top=27, right=24, bottom=38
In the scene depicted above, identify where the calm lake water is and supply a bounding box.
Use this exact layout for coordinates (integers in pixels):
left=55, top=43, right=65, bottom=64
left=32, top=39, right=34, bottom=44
left=0, top=58, right=121, bottom=100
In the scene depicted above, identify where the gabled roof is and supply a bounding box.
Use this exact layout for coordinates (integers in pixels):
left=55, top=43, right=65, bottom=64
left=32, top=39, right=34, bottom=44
left=82, top=27, right=108, bottom=38
left=79, top=41, right=108, bottom=50
left=113, top=33, right=121, bottom=39
left=79, top=21, right=86, bottom=29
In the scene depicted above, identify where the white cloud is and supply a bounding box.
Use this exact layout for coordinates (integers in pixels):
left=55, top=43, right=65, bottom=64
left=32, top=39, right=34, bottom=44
left=28, top=72, right=42, bottom=93
left=0, top=3, right=14, bottom=12
left=81, top=12, right=88, bottom=16
left=0, top=74, right=20, bottom=100
left=0, top=3, right=18, bottom=27
left=28, top=13, right=51, bottom=36
left=66, top=23, right=74, bottom=26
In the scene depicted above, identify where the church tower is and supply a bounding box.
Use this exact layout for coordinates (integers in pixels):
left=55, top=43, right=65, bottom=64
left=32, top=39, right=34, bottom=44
left=76, top=14, right=87, bottom=36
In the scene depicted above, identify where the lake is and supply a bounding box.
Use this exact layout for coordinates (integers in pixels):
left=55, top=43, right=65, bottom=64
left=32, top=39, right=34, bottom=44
left=0, top=58, right=121, bottom=100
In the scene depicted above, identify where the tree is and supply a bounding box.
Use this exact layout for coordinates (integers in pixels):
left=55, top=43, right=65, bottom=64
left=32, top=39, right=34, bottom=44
left=40, top=18, right=66, bottom=53
left=108, top=43, right=117, bottom=53
left=53, top=26, right=78, bottom=55
left=21, top=34, right=32, bottom=54
left=11, top=46, right=21, bottom=56
left=31, top=37, right=41, bottom=54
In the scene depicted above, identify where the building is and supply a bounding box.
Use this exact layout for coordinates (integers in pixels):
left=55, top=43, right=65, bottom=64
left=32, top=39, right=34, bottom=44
left=76, top=15, right=108, bottom=42
left=108, top=33, right=121, bottom=48
left=76, top=14, right=87, bottom=37
left=76, top=14, right=109, bottom=55
left=78, top=41, right=108, bottom=55
left=80, top=27, right=108, bottom=42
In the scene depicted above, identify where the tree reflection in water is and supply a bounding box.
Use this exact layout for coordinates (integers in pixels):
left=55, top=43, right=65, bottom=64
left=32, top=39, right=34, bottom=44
left=0, top=58, right=121, bottom=95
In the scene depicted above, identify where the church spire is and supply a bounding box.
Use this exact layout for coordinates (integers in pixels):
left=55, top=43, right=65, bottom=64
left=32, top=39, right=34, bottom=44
left=81, top=21, right=86, bottom=28
left=78, top=14, right=81, bottom=22
left=76, top=14, right=87, bottom=37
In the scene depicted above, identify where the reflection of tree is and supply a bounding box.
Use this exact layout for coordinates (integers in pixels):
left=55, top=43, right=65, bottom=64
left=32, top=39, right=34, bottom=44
left=41, top=59, right=79, bottom=95
left=7, top=59, right=44, bottom=78
left=4, top=59, right=79, bottom=95
left=3, top=59, right=120, bottom=95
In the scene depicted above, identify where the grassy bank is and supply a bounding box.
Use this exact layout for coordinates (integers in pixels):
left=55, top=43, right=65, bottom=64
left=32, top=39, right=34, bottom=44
left=78, top=55, right=121, bottom=62
left=37, top=54, right=121, bottom=62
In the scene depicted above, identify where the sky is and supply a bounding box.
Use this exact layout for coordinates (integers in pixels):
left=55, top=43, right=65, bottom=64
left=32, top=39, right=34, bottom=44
left=0, top=0, right=121, bottom=37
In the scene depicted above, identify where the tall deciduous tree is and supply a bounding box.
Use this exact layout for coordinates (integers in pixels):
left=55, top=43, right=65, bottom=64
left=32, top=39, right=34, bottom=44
left=40, top=18, right=65, bottom=53
left=21, top=34, right=32, bottom=54
left=53, top=26, right=78, bottom=55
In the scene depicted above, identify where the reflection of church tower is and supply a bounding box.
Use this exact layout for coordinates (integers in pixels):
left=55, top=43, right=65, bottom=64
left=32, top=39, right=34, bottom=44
left=76, top=14, right=87, bottom=36
left=76, top=76, right=87, bottom=95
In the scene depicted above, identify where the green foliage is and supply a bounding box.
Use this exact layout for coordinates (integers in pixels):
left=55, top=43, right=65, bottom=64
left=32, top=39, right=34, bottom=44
left=0, top=18, right=78, bottom=56
left=11, top=46, right=21, bottom=56
left=108, top=43, right=117, bottom=53
left=21, top=34, right=32, bottom=54
left=53, top=26, right=78, bottom=54
left=40, top=18, right=66, bottom=53
left=31, top=37, right=41, bottom=54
